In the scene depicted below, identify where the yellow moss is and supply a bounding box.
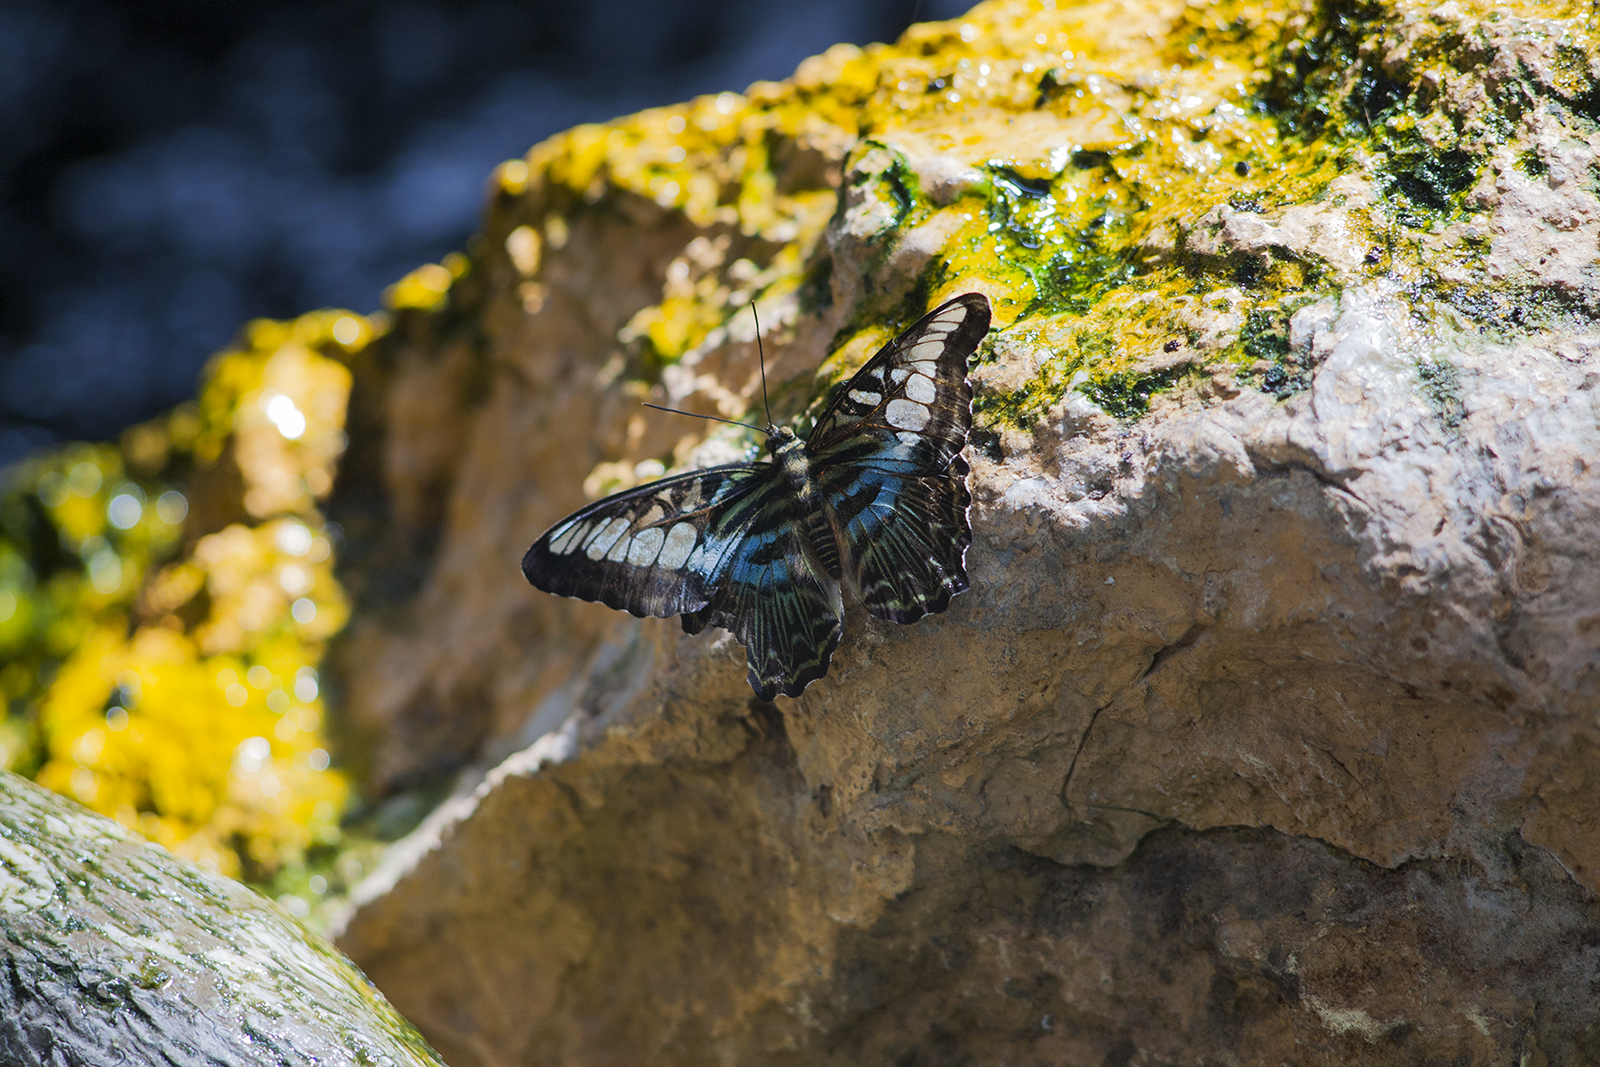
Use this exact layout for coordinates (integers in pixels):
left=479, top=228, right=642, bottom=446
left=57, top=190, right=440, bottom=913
left=386, top=255, right=469, bottom=311
left=496, top=0, right=1340, bottom=413
left=196, top=314, right=363, bottom=514
left=385, top=262, right=456, bottom=311
left=488, top=0, right=1594, bottom=433
left=236, top=345, right=353, bottom=518
left=190, top=519, right=347, bottom=655
left=33, top=624, right=344, bottom=878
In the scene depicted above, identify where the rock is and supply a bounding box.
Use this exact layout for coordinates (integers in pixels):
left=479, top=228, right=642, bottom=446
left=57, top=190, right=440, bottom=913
left=325, top=0, right=1600, bottom=1063
left=0, top=771, right=446, bottom=1067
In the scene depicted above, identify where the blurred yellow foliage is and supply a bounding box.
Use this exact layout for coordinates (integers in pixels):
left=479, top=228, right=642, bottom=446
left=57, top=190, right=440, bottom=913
left=34, top=625, right=343, bottom=877
left=4, top=307, right=379, bottom=880
left=384, top=252, right=470, bottom=312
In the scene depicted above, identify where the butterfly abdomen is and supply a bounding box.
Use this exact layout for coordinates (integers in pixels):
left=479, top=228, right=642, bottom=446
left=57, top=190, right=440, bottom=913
left=802, top=508, right=842, bottom=580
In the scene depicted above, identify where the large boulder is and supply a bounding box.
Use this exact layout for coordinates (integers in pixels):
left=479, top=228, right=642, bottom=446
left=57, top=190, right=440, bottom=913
left=0, top=771, right=446, bottom=1067
left=326, top=0, right=1600, bottom=1062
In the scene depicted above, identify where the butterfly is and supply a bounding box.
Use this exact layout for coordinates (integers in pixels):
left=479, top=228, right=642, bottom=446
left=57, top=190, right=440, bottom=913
left=522, top=292, right=991, bottom=700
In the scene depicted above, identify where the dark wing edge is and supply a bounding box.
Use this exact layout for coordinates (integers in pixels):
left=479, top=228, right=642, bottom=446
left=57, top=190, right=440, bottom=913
left=521, top=464, right=765, bottom=620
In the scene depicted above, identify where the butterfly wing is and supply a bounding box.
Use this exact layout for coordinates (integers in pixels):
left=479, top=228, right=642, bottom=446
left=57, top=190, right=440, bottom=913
left=523, top=463, right=842, bottom=701
left=816, top=454, right=974, bottom=623
left=681, top=488, right=843, bottom=701
left=521, top=464, right=766, bottom=619
left=807, top=293, right=989, bottom=622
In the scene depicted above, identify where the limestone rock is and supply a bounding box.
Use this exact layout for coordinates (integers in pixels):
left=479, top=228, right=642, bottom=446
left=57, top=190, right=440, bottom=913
left=326, top=0, right=1600, bottom=1062
left=0, top=771, right=445, bottom=1067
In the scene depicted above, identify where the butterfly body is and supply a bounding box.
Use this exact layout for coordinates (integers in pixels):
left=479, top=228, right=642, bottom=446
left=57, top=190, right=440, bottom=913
left=523, top=293, right=991, bottom=700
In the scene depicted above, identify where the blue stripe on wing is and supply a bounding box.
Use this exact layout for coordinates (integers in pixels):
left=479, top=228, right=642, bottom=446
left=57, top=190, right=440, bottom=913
left=805, top=294, right=985, bottom=625
left=683, top=483, right=843, bottom=700
left=822, top=456, right=971, bottom=623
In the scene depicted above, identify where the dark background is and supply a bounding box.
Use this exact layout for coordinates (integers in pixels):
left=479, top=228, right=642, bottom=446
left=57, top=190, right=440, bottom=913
left=0, top=0, right=969, bottom=467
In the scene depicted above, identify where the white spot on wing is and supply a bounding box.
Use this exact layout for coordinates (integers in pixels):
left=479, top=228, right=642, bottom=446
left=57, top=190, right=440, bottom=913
left=849, top=389, right=882, bottom=406
left=909, top=341, right=945, bottom=361
left=888, top=368, right=910, bottom=386
left=606, top=533, right=631, bottom=561
left=549, top=523, right=584, bottom=555
left=896, top=431, right=921, bottom=445
left=904, top=374, right=936, bottom=403
left=626, top=526, right=665, bottom=566
left=585, top=517, right=630, bottom=560
left=886, top=399, right=930, bottom=430
left=657, top=523, right=698, bottom=569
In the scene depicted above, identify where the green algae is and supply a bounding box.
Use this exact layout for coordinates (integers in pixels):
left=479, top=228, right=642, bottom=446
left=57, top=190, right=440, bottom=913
left=1416, top=356, right=1466, bottom=432
left=1080, top=364, right=1200, bottom=421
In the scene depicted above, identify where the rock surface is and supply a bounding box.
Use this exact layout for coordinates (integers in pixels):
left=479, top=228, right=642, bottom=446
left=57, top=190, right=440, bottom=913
left=326, top=0, right=1600, bottom=1063
left=0, top=771, right=446, bottom=1067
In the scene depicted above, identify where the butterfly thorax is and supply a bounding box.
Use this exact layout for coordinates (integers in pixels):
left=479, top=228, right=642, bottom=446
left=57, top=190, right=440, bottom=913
left=767, top=425, right=811, bottom=496
left=765, top=422, right=843, bottom=580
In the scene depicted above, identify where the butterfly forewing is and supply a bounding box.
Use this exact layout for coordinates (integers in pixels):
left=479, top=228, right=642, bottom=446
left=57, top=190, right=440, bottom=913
left=808, top=293, right=988, bottom=466
left=521, top=465, right=765, bottom=619
left=524, top=463, right=844, bottom=700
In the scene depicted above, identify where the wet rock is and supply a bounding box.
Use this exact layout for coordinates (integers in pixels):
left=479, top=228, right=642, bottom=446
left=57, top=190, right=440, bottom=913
left=0, top=772, right=446, bottom=1067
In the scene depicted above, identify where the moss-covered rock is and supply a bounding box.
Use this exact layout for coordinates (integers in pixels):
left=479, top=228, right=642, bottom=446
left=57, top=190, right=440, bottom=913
left=320, top=0, right=1600, bottom=1064
left=0, top=770, right=444, bottom=1067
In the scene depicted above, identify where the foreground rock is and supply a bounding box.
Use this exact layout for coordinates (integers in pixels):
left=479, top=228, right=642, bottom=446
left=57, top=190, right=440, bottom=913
left=327, top=0, right=1600, bottom=1062
left=0, top=772, right=446, bottom=1067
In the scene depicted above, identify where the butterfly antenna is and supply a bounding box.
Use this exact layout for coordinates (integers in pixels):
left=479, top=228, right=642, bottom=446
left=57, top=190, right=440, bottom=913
left=751, top=301, right=773, bottom=427
left=641, top=402, right=765, bottom=434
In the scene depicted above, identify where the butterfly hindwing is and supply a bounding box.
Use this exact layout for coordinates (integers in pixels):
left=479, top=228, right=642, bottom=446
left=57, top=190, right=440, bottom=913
left=521, top=465, right=764, bottom=619
left=819, top=453, right=972, bottom=623
left=809, top=293, right=987, bottom=622
left=681, top=486, right=844, bottom=701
